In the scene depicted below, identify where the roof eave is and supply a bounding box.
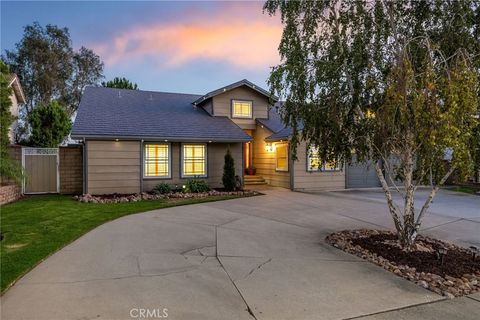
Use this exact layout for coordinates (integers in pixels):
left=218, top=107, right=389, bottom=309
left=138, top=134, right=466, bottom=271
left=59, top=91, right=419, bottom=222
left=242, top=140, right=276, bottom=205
left=193, top=79, right=278, bottom=105
left=70, top=134, right=252, bottom=143
left=8, top=75, right=26, bottom=104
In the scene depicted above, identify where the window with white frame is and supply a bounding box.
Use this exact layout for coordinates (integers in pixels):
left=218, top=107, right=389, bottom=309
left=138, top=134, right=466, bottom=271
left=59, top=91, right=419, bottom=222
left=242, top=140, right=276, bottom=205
left=144, top=143, right=170, bottom=178
left=232, top=100, right=252, bottom=118
left=182, top=144, right=207, bottom=177
left=307, top=145, right=322, bottom=171
left=307, top=145, right=341, bottom=171
left=275, top=142, right=289, bottom=171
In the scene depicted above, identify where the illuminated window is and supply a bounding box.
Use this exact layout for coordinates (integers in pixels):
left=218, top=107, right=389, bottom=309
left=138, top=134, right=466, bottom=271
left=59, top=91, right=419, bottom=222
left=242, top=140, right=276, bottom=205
left=232, top=100, right=252, bottom=118
left=182, top=144, right=207, bottom=177
left=307, top=145, right=341, bottom=172
left=307, top=145, right=321, bottom=171
left=144, top=144, right=170, bottom=178
left=275, top=142, right=288, bottom=171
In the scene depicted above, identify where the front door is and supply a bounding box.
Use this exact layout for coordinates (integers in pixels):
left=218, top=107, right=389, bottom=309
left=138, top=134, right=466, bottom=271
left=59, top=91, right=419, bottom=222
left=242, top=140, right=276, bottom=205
left=244, top=142, right=252, bottom=172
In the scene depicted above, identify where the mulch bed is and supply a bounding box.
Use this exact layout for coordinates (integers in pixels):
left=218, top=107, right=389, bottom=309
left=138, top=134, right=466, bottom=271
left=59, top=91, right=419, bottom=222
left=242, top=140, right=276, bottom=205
left=326, top=229, right=480, bottom=299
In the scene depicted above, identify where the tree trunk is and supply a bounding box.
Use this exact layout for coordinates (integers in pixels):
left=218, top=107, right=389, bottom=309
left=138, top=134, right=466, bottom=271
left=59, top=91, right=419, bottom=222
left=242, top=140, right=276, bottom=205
left=401, top=149, right=416, bottom=249
left=374, top=160, right=403, bottom=233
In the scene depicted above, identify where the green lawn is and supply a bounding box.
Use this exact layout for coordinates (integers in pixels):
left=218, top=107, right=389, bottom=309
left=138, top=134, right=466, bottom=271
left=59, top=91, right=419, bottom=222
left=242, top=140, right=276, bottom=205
left=0, top=194, right=240, bottom=294
left=449, top=186, right=479, bottom=195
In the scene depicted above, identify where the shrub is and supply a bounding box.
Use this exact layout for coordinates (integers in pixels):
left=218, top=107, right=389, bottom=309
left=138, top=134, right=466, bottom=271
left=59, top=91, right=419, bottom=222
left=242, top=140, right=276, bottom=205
left=184, top=179, right=210, bottom=193
left=152, top=183, right=172, bottom=194
left=222, top=148, right=236, bottom=191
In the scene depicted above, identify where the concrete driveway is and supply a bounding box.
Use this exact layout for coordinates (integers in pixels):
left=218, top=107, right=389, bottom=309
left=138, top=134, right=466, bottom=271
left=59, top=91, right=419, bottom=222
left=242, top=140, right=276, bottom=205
left=1, top=188, right=479, bottom=320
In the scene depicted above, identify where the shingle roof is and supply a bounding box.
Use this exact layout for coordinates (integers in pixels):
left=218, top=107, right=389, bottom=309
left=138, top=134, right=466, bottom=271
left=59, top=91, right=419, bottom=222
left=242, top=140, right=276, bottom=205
left=256, top=102, right=285, bottom=133
left=71, top=86, right=252, bottom=142
left=193, top=79, right=278, bottom=105
left=265, top=126, right=293, bottom=141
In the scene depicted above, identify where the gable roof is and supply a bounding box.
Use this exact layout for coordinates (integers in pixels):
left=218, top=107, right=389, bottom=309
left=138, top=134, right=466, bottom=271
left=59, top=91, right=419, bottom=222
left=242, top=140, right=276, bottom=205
left=7, top=74, right=26, bottom=104
left=256, top=102, right=285, bottom=133
left=193, top=79, right=278, bottom=106
left=71, top=86, right=252, bottom=142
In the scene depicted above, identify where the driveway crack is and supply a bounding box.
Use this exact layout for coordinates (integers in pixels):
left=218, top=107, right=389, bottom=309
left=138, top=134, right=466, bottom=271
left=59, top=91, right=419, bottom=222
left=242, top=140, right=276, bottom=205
left=215, top=226, right=257, bottom=320
left=245, top=258, right=272, bottom=279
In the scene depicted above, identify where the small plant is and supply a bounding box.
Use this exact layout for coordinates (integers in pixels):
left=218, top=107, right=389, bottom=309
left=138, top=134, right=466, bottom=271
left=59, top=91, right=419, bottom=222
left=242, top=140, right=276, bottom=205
left=152, top=183, right=172, bottom=194
left=222, top=148, right=236, bottom=191
left=184, top=179, right=210, bottom=193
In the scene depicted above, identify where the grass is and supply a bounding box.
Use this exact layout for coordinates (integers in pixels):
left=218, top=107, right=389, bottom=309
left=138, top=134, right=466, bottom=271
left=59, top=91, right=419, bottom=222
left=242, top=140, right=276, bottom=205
left=450, top=186, right=479, bottom=195
left=0, top=194, right=241, bottom=294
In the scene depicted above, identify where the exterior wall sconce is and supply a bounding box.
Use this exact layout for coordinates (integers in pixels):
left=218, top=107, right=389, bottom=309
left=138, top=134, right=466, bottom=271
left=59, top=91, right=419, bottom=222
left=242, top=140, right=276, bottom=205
left=265, top=143, right=274, bottom=153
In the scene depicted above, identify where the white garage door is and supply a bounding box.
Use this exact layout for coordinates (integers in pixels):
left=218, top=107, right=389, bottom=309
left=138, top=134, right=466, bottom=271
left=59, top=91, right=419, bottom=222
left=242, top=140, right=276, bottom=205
left=346, top=156, right=381, bottom=188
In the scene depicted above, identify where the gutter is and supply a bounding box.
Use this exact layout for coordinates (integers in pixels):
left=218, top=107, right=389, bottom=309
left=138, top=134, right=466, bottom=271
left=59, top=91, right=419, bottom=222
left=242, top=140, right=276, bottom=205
left=71, top=134, right=252, bottom=143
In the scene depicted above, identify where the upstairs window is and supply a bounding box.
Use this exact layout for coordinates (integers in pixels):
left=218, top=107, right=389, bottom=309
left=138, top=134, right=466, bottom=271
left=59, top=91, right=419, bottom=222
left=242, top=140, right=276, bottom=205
left=182, top=144, right=207, bottom=177
left=232, top=100, right=252, bottom=118
left=275, top=142, right=289, bottom=171
left=307, top=145, right=341, bottom=172
left=144, top=143, right=170, bottom=178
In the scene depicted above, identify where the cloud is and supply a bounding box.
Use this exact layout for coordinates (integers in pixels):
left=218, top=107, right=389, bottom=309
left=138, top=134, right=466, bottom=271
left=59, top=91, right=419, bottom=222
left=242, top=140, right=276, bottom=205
left=91, top=3, right=282, bottom=70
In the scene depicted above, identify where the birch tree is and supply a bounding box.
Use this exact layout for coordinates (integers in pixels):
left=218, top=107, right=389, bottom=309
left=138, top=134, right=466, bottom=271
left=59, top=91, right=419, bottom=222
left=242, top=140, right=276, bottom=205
left=264, top=0, right=479, bottom=249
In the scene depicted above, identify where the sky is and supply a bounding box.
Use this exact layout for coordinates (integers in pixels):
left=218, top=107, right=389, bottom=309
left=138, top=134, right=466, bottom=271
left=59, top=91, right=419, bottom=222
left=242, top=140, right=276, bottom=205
left=1, top=1, right=283, bottom=94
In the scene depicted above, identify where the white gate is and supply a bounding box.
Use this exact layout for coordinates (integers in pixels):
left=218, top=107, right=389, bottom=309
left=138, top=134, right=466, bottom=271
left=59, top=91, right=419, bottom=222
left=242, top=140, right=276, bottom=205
left=22, top=148, right=59, bottom=194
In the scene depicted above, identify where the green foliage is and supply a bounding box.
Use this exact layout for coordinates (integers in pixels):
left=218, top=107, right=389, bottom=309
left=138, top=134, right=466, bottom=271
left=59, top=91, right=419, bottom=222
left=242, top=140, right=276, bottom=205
left=152, top=182, right=172, bottom=194
left=3, top=22, right=104, bottom=115
left=265, top=0, right=479, bottom=182
left=222, top=148, right=236, bottom=191
left=184, top=179, right=210, bottom=193
left=102, top=77, right=139, bottom=90
left=265, top=0, right=479, bottom=247
left=28, top=101, right=72, bottom=147
left=0, top=60, right=23, bottom=183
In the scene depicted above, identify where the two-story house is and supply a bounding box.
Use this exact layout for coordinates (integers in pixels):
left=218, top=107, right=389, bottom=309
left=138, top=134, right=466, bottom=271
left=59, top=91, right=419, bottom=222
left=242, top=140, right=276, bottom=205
left=71, top=79, right=349, bottom=195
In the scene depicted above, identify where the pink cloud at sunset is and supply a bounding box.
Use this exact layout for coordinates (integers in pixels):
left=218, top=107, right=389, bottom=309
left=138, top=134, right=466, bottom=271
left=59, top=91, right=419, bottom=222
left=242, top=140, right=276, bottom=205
left=92, top=4, right=283, bottom=70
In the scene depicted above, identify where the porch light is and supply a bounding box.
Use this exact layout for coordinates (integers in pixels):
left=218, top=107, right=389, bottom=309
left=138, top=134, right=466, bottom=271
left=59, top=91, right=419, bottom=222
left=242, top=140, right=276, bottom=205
left=265, top=143, right=274, bottom=153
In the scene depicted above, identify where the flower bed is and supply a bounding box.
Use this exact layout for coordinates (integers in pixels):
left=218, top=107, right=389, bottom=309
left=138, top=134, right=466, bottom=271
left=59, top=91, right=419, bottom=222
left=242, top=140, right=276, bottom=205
left=326, top=229, right=480, bottom=299
left=74, top=190, right=259, bottom=204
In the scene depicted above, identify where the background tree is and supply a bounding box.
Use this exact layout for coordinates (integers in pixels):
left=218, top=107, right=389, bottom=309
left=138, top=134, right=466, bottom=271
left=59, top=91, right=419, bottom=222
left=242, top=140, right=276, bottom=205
left=0, top=61, right=23, bottom=183
left=222, top=149, right=236, bottom=191
left=265, top=0, right=479, bottom=249
left=4, top=22, right=104, bottom=116
left=28, top=101, right=72, bottom=148
left=101, top=77, right=139, bottom=90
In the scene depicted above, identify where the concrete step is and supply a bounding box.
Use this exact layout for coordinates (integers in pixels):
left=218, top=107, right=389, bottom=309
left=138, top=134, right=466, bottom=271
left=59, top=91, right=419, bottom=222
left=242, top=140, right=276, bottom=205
left=244, top=181, right=268, bottom=185
left=244, top=175, right=267, bottom=185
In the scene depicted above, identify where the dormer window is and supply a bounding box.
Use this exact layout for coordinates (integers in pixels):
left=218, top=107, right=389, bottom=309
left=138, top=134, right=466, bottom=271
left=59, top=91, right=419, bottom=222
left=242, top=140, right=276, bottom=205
left=232, top=100, right=252, bottom=119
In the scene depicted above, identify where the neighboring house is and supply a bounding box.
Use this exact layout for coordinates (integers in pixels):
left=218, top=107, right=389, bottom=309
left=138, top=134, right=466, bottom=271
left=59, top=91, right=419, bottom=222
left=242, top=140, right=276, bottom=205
left=7, top=74, right=26, bottom=143
left=72, top=79, right=372, bottom=195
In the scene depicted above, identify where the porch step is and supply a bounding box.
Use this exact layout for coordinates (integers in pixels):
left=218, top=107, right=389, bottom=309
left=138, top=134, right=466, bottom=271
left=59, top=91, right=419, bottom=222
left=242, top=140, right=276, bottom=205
left=244, top=175, right=267, bottom=185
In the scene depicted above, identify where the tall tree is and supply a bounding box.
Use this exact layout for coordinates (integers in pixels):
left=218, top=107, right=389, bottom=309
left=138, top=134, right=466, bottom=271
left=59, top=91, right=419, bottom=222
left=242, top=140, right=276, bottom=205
left=28, top=101, right=72, bottom=148
left=265, top=0, right=479, bottom=249
left=0, top=61, right=23, bottom=183
left=4, top=22, right=104, bottom=115
left=102, top=77, right=139, bottom=90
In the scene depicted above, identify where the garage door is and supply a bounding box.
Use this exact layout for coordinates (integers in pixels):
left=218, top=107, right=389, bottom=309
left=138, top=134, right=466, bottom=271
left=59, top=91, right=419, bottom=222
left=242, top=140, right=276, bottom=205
left=346, top=157, right=381, bottom=188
